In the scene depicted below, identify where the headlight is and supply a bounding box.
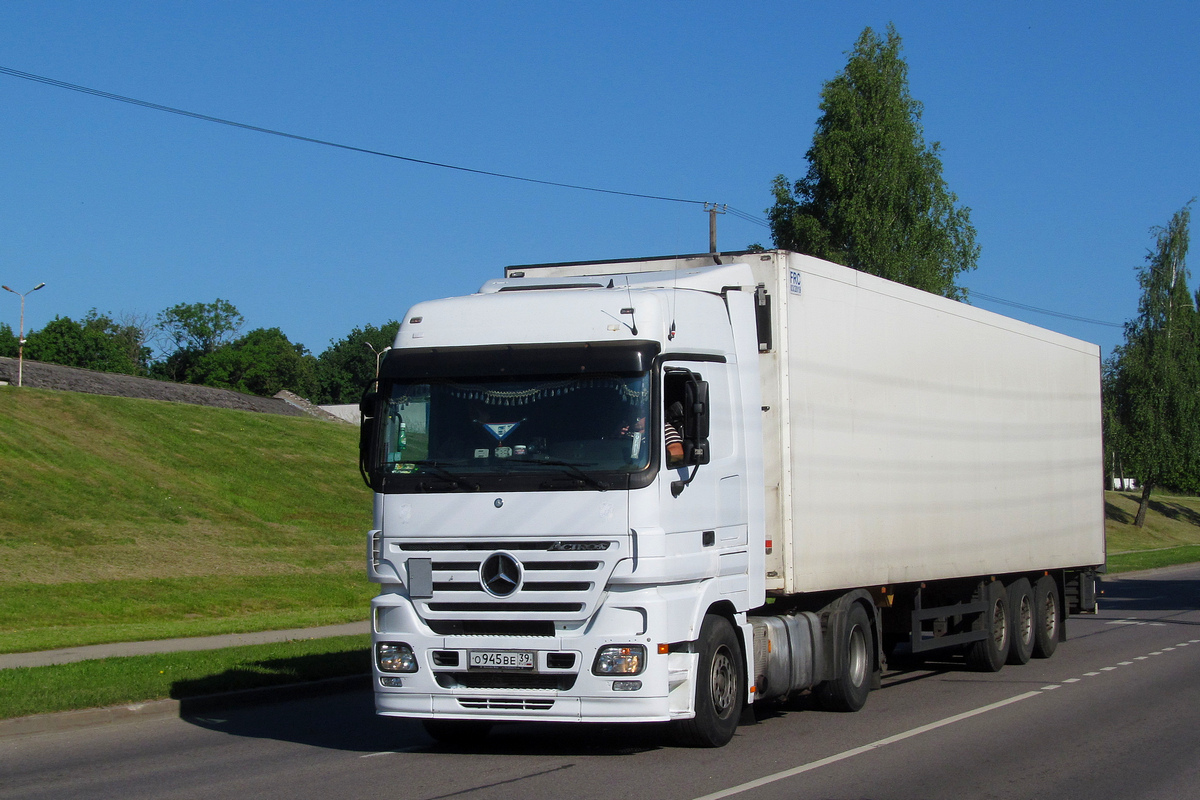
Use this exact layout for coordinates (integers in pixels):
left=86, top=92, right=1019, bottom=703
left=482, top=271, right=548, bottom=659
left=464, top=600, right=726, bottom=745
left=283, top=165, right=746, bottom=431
left=376, top=642, right=418, bottom=673
left=592, top=644, right=646, bottom=675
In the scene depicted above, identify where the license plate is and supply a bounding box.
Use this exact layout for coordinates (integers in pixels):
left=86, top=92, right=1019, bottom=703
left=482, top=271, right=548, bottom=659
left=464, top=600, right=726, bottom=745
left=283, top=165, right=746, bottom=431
left=468, top=650, right=535, bottom=670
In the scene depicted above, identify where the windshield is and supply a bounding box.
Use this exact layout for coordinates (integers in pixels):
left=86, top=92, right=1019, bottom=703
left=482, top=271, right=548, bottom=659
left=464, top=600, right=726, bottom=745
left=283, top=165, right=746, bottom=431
left=376, top=372, right=652, bottom=484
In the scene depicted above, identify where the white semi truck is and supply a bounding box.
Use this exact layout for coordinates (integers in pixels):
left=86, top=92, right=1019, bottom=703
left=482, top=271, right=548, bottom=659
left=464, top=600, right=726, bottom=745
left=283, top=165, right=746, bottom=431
left=359, top=250, right=1104, bottom=747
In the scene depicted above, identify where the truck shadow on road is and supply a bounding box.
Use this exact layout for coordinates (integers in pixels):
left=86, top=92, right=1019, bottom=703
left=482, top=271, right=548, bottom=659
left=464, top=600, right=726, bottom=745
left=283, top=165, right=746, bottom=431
left=180, top=687, right=669, bottom=755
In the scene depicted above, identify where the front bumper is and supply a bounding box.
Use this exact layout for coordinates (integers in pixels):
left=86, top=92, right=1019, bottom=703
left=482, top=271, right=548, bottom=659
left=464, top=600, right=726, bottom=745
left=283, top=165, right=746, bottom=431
left=371, top=589, right=698, bottom=724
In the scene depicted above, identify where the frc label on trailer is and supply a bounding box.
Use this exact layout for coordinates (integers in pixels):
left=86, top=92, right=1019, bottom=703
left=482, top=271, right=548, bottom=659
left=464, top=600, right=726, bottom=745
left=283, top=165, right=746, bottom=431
left=789, top=269, right=803, bottom=295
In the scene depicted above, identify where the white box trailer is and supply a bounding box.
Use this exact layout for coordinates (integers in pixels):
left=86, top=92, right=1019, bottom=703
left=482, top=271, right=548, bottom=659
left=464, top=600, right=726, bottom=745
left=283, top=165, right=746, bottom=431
left=510, top=250, right=1104, bottom=586
left=361, top=250, right=1104, bottom=747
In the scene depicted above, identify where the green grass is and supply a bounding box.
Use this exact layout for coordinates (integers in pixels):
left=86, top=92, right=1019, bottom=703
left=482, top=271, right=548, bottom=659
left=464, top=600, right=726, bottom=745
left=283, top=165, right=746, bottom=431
left=0, top=575, right=369, bottom=653
left=0, top=387, right=373, bottom=653
left=1104, top=490, right=1200, bottom=573
left=0, top=635, right=369, bottom=720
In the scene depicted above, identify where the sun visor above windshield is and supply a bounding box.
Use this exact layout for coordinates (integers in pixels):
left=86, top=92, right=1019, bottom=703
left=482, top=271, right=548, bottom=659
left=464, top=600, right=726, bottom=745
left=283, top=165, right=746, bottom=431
left=379, top=341, right=660, bottom=380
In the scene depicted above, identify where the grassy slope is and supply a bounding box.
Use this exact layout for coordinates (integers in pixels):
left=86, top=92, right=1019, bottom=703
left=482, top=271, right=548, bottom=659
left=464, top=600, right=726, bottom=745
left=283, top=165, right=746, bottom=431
left=1104, top=490, right=1200, bottom=572
left=0, top=387, right=372, bottom=653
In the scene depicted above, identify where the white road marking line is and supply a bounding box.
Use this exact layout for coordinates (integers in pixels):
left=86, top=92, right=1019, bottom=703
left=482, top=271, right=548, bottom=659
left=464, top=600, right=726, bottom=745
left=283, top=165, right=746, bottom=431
left=691, top=692, right=1042, bottom=800
left=1063, top=677, right=1081, bottom=682
left=1101, top=666, right=1118, bottom=671
left=1084, top=672, right=1101, bottom=676
left=1119, top=661, right=1133, bottom=665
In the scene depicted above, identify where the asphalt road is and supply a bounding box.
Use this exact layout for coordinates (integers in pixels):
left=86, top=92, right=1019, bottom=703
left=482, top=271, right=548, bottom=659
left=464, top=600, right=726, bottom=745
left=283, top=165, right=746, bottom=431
left=3, top=564, right=1198, bottom=800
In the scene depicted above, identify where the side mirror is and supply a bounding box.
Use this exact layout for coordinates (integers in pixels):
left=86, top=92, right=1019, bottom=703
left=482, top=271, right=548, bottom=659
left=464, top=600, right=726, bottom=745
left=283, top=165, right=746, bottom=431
left=359, top=387, right=382, bottom=490
left=360, top=389, right=380, bottom=421
left=684, top=379, right=710, bottom=466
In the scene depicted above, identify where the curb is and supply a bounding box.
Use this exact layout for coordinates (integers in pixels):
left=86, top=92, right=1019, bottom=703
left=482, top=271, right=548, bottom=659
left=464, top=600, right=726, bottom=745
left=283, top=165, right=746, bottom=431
left=0, top=621, right=371, bottom=670
left=0, top=673, right=370, bottom=739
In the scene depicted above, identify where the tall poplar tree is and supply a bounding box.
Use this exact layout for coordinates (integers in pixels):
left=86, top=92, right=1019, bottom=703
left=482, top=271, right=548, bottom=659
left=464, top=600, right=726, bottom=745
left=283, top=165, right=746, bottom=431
left=768, top=24, right=978, bottom=299
left=1106, top=202, right=1198, bottom=526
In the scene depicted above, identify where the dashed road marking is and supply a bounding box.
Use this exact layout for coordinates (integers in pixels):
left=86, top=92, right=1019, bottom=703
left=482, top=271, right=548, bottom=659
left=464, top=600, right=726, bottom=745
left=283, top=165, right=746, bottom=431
left=692, top=692, right=1041, bottom=800
left=687, top=632, right=1200, bottom=800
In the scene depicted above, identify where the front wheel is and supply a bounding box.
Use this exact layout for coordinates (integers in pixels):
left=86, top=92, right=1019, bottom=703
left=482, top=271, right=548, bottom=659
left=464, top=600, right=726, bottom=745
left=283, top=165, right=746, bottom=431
left=672, top=614, right=743, bottom=748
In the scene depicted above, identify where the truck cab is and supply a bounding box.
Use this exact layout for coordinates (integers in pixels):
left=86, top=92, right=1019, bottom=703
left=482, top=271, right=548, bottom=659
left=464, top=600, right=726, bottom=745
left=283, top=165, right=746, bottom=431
left=359, top=263, right=766, bottom=746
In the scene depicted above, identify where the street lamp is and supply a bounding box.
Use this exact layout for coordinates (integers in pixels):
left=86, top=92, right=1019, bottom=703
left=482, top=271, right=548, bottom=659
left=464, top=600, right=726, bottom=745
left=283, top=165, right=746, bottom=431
left=2, top=282, right=45, bottom=388
left=365, top=342, right=392, bottom=378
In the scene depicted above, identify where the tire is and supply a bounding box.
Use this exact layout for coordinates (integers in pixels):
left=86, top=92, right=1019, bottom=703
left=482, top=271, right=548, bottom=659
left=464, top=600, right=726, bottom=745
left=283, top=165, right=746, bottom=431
left=1032, top=574, right=1061, bottom=659
left=966, top=580, right=1009, bottom=672
left=422, top=719, right=493, bottom=745
left=1006, top=578, right=1035, bottom=665
left=672, top=614, right=743, bottom=747
left=816, top=603, right=874, bottom=712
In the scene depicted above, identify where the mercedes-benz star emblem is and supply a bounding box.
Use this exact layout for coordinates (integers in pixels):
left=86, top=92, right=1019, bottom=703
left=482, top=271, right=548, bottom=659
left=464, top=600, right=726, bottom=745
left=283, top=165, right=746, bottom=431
left=480, top=553, right=522, bottom=597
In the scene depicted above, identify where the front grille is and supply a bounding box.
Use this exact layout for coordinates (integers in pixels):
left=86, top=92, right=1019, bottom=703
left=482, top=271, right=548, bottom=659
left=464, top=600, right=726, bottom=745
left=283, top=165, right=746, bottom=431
left=457, top=697, right=556, bottom=711
left=394, top=537, right=624, bottom=622
left=397, top=541, right=610, bottom=552
left=431, top=582, right=593, bottom=593
left=428, top=602, right=584, bottom=613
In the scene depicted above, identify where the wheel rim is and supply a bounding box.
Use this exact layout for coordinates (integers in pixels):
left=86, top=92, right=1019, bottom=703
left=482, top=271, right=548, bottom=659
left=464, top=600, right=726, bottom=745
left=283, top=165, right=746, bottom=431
left=1042, top=591, right=1058, bottom=639
left=847, top=624, right=869, bottom=687
left=991, top=598, right=1008, bottom=649
left=1017, top=594, right=1034, bottom=647
left=710, top=644, right=737, bottom=717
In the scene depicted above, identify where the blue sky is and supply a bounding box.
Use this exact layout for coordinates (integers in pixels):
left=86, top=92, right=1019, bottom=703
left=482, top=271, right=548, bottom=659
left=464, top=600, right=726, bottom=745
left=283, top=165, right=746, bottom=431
left=0, top=2, right=1196, bottom=361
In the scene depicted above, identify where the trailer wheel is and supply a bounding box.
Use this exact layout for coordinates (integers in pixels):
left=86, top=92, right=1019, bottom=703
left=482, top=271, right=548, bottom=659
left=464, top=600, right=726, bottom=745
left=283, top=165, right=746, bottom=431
left=816, top=603, right=873, bottom=712
left=1006, top=578, right=1035, bottom=665
left=966, top=580, right=1009, bottom=672
left=422, top=719, right=493, bottom=745
left=672, top=614, right=743, bottom=747
left=1032, top=574, right=1061, bottom=659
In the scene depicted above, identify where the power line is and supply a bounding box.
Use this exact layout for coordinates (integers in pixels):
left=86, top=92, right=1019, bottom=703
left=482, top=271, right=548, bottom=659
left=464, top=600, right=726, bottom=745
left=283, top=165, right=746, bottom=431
left=970, top=291, right=1124, bottom=328
left=726, top=206, right=771, bottom=228
left=0, top=65, right=707, bottom=206
left=1, top=65, right=1125, bottom=331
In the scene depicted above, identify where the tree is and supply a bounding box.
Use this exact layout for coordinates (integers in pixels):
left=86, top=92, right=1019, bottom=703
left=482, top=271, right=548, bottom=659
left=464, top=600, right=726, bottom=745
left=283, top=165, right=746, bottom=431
left=187, top=327, right=318, bottom=398
left=313, top=321, right=400, bottom=404
left=767, top=24, right=979, bottom=299
left=115, top=311, right=158, bottom=375
left=1106, top=202, right=1198, bottom=526
left=0, top=322, right=17, bottom=358
left=24, top=311, right=146, bottom=375
left=156, top=299, right=244, bottom=356
left=153, top=299, right=244, bottom=381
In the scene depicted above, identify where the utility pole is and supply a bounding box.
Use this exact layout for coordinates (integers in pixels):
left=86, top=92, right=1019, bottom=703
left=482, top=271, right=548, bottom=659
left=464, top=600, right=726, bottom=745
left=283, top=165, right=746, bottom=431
left=704, top=203, right=727, bottom=255
left=2, top=282, right=45, bottom=388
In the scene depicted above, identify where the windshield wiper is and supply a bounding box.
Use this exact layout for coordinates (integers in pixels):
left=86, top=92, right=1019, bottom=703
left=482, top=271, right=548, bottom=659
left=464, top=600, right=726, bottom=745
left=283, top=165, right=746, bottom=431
left=506, top=456, right=610, bottom=491
left=406, top=460, right=480, bottom=492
